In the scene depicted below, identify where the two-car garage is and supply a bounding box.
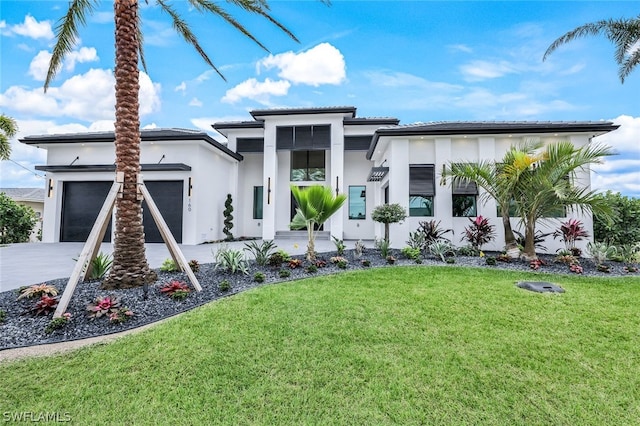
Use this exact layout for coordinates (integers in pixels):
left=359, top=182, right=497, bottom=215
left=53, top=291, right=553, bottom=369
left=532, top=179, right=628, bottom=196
left=60, top=180, right=184, bottom=243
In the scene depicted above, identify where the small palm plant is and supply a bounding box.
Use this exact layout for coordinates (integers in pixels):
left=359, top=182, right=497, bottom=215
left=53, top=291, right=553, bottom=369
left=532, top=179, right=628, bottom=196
left=290, top=185, right=346, bottom=262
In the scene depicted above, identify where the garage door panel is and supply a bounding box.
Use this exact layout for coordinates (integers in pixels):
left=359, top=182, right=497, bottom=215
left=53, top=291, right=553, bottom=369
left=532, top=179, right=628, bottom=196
left=61, top=181, right=112, bottom=242
left=142, top=181, right=183, bottom=243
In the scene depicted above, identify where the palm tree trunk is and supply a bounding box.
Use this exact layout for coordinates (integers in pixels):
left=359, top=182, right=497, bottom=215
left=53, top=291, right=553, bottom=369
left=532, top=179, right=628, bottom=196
left=522, top=219, right=538, bottom=261
left=102, top=0, right=156, bottom=289
left=501, top=210, right=520, bottom=258
left=307, top=227, right=316, bottom=262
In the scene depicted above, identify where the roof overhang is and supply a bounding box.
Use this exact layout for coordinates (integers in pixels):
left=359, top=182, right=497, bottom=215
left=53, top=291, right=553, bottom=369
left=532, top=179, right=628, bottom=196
left=34, top=163, right=192, bottom=173
left=367, top=166, right=389, bottom=182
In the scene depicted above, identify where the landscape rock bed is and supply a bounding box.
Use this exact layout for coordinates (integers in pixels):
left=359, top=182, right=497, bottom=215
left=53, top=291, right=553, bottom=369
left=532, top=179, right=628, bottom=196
left=0, top=249, right=636, bottom=350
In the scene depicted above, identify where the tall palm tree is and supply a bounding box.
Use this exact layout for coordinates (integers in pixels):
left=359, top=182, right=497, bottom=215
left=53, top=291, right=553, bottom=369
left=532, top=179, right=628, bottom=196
left=0, top=114, right=18, bottom=160
left=290, top=185, right=346, bottom=262
left=543, top=14, right=640, bottom=83
left=512, top=141, right=614, bottom=260
left=443, top=140, right=543, bottom=258
left=44, top=0, right=299, bottom=288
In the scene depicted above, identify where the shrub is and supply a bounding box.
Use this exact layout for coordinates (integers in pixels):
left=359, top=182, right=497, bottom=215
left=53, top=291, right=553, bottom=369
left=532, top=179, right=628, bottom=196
left=415, top=257, right=423, bottom=264
left=288, top=259, right=303, bottom=269
left=27, top=295, right=59, bottom=316
left=188, top=259, right=200, bottom=273
left=354, top=240, right=365, bottom=258
left=332, top=236, right=346, bottom=255
left=529, top=259, right=546, bottom=270
left=593, top=191, right=640, bottom=246
left=406, top=231, right=426, bottom=251
left=616, top=243, right=640, bottom=265
left=485, top=256, right=497, bottom=266
left=160, top=258, right=179, bottom=272
left=214, top=246, right=248, bottom=274
left=586, top=241, right=617, bottom=266
left=306, top=264, right=318, bottom=274
left=87, top=296, right=124, bottom=320
left=268, top=250, right=291, bottom=267
left=597, top=264, right=611, bottom=273
left=88, top=252, right=113, bottom=280
left=330, top=256, right=347, bottom=264
left=429, top=240, right=454, bottom=262
left=244, top=240, right=277, bottom=266
left=223, top=194, right=234, bottom=240
left=418, top=220, right=453, bottom=246
left=401, top=246, right=421, bottom=260
left=253, top=272, right=266, bottom=283
left=462, top=216, right=495, bottom=250
left=372, top=203, right=407, bottom=242
left=0, top=309, right=6, bottom=323
left=457, top=246, right=479, bottom=257
left=219, top=280, right=231, bottom=292
left=337, top=260, right=348, bottom=269
left=108, top=308, right=134, bottom=324
left=496, top=253, right=512, bottom=263
left=569, top=263, right=584, bottom=274
left=160, top=280, right=191, bottom=300
left=514, top=230, right=552, bottom=252
left=0, top=192, right=37, bottom=244
left=445, top=257, right=456, bottom=264
left=375, top=238, right=391, bottom=258
left=555, top=254, right=578, bottom=265
left=554, top=218, right=589, bottom=253
left=44, top=313, right=71, bottom=334
left=624, top=265, right=638, bottom=273
left=17, top=283, right=58, bottom=300
left=361, top=259, right=371, bottom=267
left=278, top=269, right=291, bottom=278
left=315, top=259, right=327, bottom=268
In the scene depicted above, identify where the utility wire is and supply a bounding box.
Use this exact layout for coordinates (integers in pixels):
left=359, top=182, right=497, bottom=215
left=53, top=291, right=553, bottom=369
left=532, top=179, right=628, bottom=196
left=2, top=159, right=45, bottom=179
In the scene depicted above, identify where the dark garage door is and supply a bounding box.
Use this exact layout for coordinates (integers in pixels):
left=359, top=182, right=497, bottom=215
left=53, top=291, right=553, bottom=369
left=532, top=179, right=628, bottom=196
left=60, top=180, right=183, bottom=243
left=61, top=181, right=113, bottom=242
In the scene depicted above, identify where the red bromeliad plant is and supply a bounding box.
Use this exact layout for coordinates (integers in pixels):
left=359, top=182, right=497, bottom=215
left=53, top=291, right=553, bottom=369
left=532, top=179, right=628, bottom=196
left=160, top=280, right=191, bottom=300
left=554, top=219, right=589, bottom=255
left=87, top=295, right=122, bottom=319
left=27, top=295, right=60, bottom=316
left=462, top=216, right=496, bottom=250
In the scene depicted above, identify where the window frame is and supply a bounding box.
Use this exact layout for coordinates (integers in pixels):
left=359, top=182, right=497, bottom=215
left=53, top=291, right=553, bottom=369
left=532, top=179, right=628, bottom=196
left=253, top=186, right=263, bottom=219
left=348, top=185, right=367, bottom=220
left=409, top=164, right=435, bottom=217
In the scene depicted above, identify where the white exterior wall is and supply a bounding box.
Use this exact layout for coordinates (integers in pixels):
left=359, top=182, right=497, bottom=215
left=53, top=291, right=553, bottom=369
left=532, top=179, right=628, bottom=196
left=343, top=151, right=376, bottom=240
left=238, top=153, right=264, bottom=238
left=39, top=139, right=237, bottom=245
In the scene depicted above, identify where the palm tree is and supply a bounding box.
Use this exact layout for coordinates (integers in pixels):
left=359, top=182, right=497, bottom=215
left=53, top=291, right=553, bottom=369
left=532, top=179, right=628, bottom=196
left=290, top=185, right=346, bottom=262
left=44, top=0, right=298, bottom=288
left=512, top=141, right=614, bottom=260
left=443, top=140, right=544, bottom=258
left=0, top=114, right=18, bottom=160
left=543, top=14, right=640, bottom=83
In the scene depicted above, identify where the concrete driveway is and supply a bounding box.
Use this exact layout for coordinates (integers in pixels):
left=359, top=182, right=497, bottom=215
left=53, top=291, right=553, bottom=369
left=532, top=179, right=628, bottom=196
left=0, top=239, right=339, bottom=292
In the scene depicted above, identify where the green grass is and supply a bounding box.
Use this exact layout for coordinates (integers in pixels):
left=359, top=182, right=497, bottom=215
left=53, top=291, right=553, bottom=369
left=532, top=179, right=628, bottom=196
left=2, top=267, right=640, bottom=425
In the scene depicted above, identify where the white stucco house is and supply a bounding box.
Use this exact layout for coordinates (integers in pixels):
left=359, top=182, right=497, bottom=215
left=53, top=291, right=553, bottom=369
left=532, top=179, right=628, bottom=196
left=21, top=106, right=618, bottom=252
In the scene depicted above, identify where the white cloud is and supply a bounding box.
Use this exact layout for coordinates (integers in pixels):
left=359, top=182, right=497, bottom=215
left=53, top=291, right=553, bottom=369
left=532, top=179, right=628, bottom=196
left=447, top=44, right=473, bottom=53
left=189, top=98, right=202, bottom=107
left=594, top=115, right=640, bottom=153
left=222, top=78, right=291, bottom=105
left=64, top=47, right=99, bottom=71
left=460, top=60, right=517, bottom=82
left=2, top=15, right=54, bottom=40
left=175, top=82, right=186, bottom=92
left=258, top=43, right=346, bottom=87
left=0, top=69, right=161, bottom=122
left=28, top=50, right=52, bottom=81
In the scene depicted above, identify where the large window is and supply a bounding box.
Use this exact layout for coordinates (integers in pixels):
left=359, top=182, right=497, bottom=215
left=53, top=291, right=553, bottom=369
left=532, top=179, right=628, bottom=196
left=409, top=165, right=435, bottom=216
left=291, top=151, right=325, bottom=181
left=452, top=179, right=478, bottom=217
left=349, top=186, right=366, bottom=220
left=253, top=186, right=263, bottom=219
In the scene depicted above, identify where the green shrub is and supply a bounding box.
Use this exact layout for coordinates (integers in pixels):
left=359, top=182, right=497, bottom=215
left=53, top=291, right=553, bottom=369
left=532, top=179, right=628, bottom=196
left=306, top=264, right=318, bottom=274
left=278, top=269, right=291, bottom=278
left=372, top=203, right=407, bottom=242
left=586, top=241, right=616, bottom=266
left=401, top=246, right=421, bottom=260
left=429, top=241, right=455, bottom=262
left=332, top=236, right=346, bottom=255
left=214, top=246, right=248, bottom=274
left=88, top=252, right=113, bottom=280
left=219, top=280, right=231, bottom=292
left=0, top=192, right=37, bottom=244
left=457, top=246, right=479, bottom=257
left=254, top=272, right=266, bottom=283
left=268, top=249, right=291, bottom=267
left=45, top=314, right=71, bottom=334
left=244, top=240, right=277, bottom=266
left=406, top=232, right=426, bottom=251
left=445, top=257, right=456, bottom=264
left=160, top=258, right=179, bottom=272
left=223, top=194, right=234, bottom=240
left=593, top=191, right=640, bottom=245
left=361, top=259, right=371, bottom=267
left=485, top=256, right=497, bottom=266
left=0, top=309, right=6, bottom=323
left=375, top=238, right=391, bottom=258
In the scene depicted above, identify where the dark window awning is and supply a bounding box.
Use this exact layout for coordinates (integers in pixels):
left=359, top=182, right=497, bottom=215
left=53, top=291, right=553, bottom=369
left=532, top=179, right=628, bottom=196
left=34, top=163, right=191, bottom=173
left=367, top=166, right=389, bottom=182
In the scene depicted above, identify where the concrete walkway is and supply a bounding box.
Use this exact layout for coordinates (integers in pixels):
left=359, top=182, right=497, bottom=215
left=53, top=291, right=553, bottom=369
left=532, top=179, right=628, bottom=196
left=0, top=239, right=344, bottom=292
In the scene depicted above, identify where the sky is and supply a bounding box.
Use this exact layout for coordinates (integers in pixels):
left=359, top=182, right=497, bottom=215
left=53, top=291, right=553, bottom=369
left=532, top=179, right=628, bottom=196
left=1, top=0, right=638, bottom=197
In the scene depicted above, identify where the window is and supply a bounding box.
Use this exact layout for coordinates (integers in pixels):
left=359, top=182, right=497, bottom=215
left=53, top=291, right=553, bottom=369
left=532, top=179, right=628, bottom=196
left=452, top=179, right=478, bottom=217
left=291, top=151, right=325, bottom=181
left=253, top=186, right=263, bottom=219
left=349, top=186, right=366, bottom=220
left=277, top=125, right=330, bottom=150
left=409, top=165, right=435, bottom=216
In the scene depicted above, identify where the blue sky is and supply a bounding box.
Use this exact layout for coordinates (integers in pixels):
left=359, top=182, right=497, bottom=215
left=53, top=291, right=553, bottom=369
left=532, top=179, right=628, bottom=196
left=1, top=1, right=638, bottom=196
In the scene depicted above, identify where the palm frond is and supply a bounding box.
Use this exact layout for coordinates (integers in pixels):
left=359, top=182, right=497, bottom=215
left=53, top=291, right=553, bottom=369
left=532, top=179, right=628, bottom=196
left=226, top=0, right=300, bottom=43
left=45, top=0, right=99, bottom=91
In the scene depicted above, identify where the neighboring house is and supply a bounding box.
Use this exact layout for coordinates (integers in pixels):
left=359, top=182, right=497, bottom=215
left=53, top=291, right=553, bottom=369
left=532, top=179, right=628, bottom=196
left=21, top=107, right=619, bottom=252
left=0, top=187, right=45, bottom=242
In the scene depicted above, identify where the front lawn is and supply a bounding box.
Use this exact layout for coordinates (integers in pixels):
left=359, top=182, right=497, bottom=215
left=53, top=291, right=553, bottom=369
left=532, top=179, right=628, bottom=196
left=1, top=267, right=639, bottom=424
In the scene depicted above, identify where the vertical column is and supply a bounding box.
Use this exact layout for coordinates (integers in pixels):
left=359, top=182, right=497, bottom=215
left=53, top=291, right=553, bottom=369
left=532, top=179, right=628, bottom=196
left=262, top=123, right=277, bottom=240
left=434, top=137, right=453, bottom=231
left=388, top=139, right=410, bottom=247
left=477, top=137, right=497, bottom=220
left=330, top=122, right=344, bottom=239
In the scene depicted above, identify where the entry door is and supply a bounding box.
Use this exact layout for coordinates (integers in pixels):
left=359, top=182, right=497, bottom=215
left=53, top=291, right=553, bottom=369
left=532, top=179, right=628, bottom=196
left=142, top=181, right=183, bottom=243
